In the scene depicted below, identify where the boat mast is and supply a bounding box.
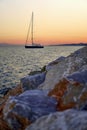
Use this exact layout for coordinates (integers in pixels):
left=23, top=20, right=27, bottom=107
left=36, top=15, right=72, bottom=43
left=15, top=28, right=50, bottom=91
left=32, top=12, right=34, bottom=45
left=25, top=12, right=34, bottom=46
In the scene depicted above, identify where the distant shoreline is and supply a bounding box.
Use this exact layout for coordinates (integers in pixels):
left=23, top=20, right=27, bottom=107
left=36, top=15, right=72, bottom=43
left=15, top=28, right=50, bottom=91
left=48, top=43, right=87, bottom=46
left=0, top=43, right=87, bottom=47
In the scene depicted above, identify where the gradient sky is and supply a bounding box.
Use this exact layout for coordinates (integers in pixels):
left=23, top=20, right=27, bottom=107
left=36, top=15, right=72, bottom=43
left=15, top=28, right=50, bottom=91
left=0, top=0, right=87, bottom=45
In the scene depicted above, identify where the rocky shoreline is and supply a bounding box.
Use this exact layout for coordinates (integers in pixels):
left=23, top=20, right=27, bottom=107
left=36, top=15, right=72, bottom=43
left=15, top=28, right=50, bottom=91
left=0, top=46, right=87, bottom=130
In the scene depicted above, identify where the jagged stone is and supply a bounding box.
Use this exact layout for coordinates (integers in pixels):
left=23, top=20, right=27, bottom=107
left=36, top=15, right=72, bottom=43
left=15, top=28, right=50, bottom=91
left=46, top=56, right=65, bottom=71
left=66, top=69, right=87, bottom=84
left=40, top=47, right=87, bottom=91
left=21, top=72, right=46, bottom=91
left=26, top=109, right=87, bottom=130
left=48, top=67, right=87, bottom=111
left=0, top=118, right=11, bottom=130
left=0, top=84, right=23, bottom=113
left=6, top=84, right=23, bottom=96
left=0, top=84, right=23, bottom=130
left=3, top=90, right=57, bottom=130
left=1, top=46, right=87, bottom=130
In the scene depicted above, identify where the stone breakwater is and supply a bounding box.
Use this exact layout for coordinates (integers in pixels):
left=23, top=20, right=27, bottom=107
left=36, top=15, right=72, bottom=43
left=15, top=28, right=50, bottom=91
left=0, top=46, right=87, bottom=130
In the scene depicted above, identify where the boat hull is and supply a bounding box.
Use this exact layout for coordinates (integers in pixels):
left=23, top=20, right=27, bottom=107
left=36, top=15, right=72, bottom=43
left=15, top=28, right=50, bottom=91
left=25, top=45, right=44, bottom=48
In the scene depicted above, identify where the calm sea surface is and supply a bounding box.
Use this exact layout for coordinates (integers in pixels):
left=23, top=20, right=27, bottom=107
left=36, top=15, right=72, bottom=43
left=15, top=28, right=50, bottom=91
left=0, top=45, right=83, bottom=88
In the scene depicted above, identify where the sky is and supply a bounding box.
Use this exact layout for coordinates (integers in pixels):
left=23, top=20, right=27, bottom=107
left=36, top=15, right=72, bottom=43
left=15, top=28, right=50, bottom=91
left=0, top=0, right=87, bottom=45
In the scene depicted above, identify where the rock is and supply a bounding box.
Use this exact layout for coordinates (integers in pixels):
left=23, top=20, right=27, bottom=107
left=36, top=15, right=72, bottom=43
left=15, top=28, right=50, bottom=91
left=29, top=71, right=42, bottom=75
left=48, top=67, right=87, bottom=111
left=48, top=78, right=75, bottom=111
left=6, top=84, right=23, bottom=96
left=81, top=104, right=87, bottom=110
left=29, top=66, right=46, bottom=75
left=66, top=69, right=87, bottom=84
left=0, top=118, right=11, bottom=130
left=0, top=84, right=23, bottom=130
left=26, top=109, right=87, bottom=130
left=21, top=72, right=46, bottom=91
left=3, top=90, right=57, bottom=130
left=0, top=84, right=23, bottom=116
left=40, top=46, right=87, bottom=91
left=1, top=46, right=87, bottom=130
left=46, top=56, right=65, bottom=71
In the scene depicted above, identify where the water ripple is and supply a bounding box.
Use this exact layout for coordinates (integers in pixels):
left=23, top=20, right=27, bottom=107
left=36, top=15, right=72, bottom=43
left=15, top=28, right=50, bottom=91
left=0, top=45, right=82, bottom=88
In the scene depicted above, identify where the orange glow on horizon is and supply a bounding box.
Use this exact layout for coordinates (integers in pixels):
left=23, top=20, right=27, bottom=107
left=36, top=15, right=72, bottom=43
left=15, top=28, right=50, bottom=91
left=0, top=0, right=87, bottom=45
left=0, top=28, right=87, bottom=45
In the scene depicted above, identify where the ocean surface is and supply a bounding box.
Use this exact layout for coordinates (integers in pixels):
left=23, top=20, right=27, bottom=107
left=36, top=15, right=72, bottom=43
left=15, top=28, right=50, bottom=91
left=0, top=45, right=83, bottom=89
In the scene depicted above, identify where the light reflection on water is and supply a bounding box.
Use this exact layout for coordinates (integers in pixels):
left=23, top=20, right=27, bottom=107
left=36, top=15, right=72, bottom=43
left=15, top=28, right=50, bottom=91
left=0, top=45, right=83, bottom=88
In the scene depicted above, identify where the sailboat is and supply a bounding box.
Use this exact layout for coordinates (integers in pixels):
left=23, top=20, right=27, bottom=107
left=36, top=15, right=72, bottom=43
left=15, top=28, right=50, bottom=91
left=25, top=12, right=44, bottom=48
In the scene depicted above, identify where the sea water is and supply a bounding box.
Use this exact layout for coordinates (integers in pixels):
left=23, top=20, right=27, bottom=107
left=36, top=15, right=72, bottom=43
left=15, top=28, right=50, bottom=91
left=0, top=45, right=83, bottom=88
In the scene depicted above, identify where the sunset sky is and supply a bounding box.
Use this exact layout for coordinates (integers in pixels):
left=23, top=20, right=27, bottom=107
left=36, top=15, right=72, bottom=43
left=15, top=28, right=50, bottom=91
left=0, top=0, right=87, bottom=45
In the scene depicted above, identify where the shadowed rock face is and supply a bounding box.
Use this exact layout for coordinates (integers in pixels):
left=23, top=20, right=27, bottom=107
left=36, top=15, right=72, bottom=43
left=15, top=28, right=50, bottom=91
left=0, top=84, right=23, bottom=117
left=3, top=90, right=57, bottom=130
left=66, top=70, right=87, bottom=84
left=0, top=84, right=24, bottom=130
left=21, top=72, right=46, bottom=91
left=25, top=109, right=87, bottom=130
left=0, top=118, right=12, bottom=130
